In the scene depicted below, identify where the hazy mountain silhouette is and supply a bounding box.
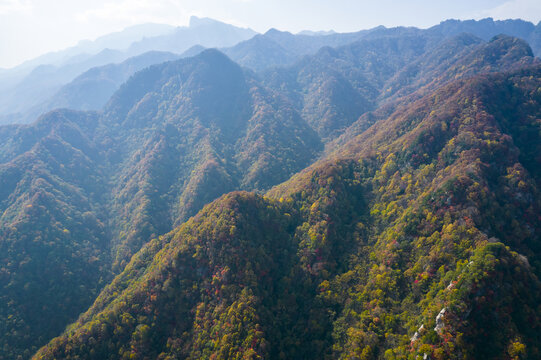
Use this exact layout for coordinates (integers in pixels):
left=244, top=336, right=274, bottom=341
left=0, top=17, right=257, bottom=125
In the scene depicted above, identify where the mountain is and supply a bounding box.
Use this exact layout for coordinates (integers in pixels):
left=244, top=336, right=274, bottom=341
left=260, top=35, right=430, bottom=139
left=180, top=44, right=207, bottom=58
left=0, top=49, right=127, bottom=120
left=262, top=33, right=537, bottom=141
left=222, top=27, right=373, bottom=71
left=72, top=24, right=176, bottom=55
left=2, top=17, right=541, bottom=126
left=428, top=18, right=541, bottom=56
left=101, top=49, right=321, bottom=266
left=0, top=110, right=111, bottom=359
left=223, top=18, right=541, bottom=74
left=12, top=46, right=213, bottom=124
left=0, top=17, right=257, bottom=125
left=378, top=33, right=537, bottom=106
left=0, top=49, right=321, bottom=359
left=4, top=23, right=175, bottom=73
left=332, top=34, right=539, bottom=149
left=530, top=22, right=541, bottom=56
left=35, top=65, right=541, bottom=359
left=0, top=23, right=175, bottom=95
left=126, top=17, right=256, bottom=57
left=0, top=23, right=539, bottom=359
left=298, top=30, right=337, bottom=36
left=46, top=51, right=180, bottom=111
left=431, top=18, right=534, bottom=40
left=18, top=51, right=181, bottom=123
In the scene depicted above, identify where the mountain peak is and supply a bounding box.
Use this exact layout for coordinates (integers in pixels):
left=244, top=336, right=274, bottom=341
left=264, top=28, right=293, bottom=37
left=195, top=48, right=235, bottom=65
left=189, top=16, right=223, bottom=28
left=188, top=16, right=254, bottom=31
left=297, top=29, right=336, bottom=36
left=487, top=33, right=534, bottom=56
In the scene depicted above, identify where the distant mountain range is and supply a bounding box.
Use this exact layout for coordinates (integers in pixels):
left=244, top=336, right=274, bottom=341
left=1, top=17, right=541, bottom=126
left=0, top=16, right=540, bottom=360
left=0, top=17, right=256, bottom=124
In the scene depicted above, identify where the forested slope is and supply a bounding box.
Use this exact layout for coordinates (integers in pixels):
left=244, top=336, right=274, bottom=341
left=0, top=50, right=321, bottom=359
left=0, top=27, right=539, bottom=359
left=36, top=66, right=541, bottom=359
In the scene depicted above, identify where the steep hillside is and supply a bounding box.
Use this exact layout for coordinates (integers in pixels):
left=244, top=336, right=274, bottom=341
left=263, top=33, right=537, bottom=141
left=0, top=110, right=112, bottom=359
left=36, top=66, right=541, bottom=359
left=101, top=38, right=536, bottom=267
left=0, top=50, right=322, bottom=359
left=26, top=51, right=180, bottom=119
left=100, top=49, right=321, bottom=268
left=381, top=34, right=537, bottom=104
left=261, top=35, right=431, bottom=139
left=333, top=34, right=539, bottom=148
left=0, top=31, right=539, bottom=359
left=272, top=66, right=541, bottom=358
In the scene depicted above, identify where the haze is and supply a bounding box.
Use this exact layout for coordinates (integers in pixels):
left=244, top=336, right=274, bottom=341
left=1, top=0, right=540, bottom=68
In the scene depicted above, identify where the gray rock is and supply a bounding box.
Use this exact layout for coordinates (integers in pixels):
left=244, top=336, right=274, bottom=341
left=410, top=324, right=424, bottom=342
left=434, top=308, right=446, bottom=334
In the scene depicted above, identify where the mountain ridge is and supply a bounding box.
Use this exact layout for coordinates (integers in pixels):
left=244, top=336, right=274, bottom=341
left=0, top=23, right=539, bottom=359
left=34, top=65, right=541, bottom=359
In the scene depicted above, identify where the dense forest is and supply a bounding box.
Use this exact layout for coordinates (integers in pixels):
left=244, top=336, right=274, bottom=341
left=35, top=66, right=541, bottom=359
left=0, top=17, right=540, bottom=360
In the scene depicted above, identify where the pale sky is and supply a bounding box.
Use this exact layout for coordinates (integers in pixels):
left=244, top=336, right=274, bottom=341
left=1, top=0, right=540, bottom=69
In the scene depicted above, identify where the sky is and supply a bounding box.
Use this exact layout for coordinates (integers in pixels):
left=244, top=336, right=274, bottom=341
left=0, top=0, right=540, bottom=69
